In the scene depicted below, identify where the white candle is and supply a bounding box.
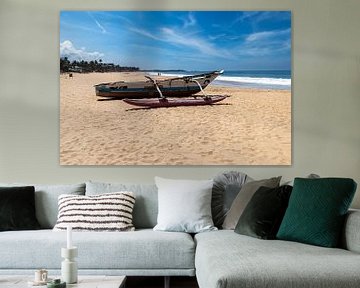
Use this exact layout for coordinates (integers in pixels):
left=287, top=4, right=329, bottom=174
left=67, top=225, right=72, bottom=249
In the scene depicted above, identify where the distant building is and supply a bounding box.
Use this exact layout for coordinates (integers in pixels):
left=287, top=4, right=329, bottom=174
left=69, top=66, right=83, bottom=73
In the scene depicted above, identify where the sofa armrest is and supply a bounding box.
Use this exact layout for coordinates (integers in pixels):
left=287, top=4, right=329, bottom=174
left=342, top=209, right=360, bottom=253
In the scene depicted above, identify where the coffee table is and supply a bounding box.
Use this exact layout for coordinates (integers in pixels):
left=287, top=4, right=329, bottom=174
left=0, top=275, right=126, bottom=288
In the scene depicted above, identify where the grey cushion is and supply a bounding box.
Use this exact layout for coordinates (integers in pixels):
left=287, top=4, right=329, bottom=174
left=85, top=181, right=158, bottom=229
left=0, top=183, right=85, bottom=228
left=0, top=229, right=195, bottom=271
left=195, top=230, right=360, bottom=288
left=283, top=173, right=320, bottom=186
left=234, top=185, right=292, bottom=240
left=342, top=209, right=360, bottom=253
left=212, top=171, right=252, bottom=228
left=154, top=177, right=216, bottom=233
left=222, top=177, right=281, bottom=229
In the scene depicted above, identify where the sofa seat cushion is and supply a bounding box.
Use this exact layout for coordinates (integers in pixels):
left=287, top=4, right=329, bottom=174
left=0, top=229, right=195, bottom=270
left=195, top=230, right=360, bottom=288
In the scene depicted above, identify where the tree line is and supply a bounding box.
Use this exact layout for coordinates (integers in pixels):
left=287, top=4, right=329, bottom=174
left=60, top=57, right=139, bottom=73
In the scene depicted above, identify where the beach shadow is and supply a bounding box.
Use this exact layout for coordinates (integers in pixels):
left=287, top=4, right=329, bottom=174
left=97, top=97, right=123, bottom=101
left=125, top=107, right=153, bottom=111
left=215, top=103, right=232, bottom=106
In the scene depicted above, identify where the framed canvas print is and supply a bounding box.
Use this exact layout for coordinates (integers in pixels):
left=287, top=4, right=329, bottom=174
left=60, top=11, right=291, bottom=165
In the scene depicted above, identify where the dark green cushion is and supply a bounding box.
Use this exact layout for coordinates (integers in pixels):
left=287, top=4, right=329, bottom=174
left=0, top=186, right=41, bottom=231
left=235, top=185, right=292, bottom=239
left=277, top=178, right=357, bottom=247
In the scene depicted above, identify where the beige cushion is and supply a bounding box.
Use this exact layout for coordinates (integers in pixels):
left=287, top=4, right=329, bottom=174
left=222, top=177, right=281, bottom=230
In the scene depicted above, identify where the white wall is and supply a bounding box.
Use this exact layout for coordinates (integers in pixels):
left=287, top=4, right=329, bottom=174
left=0, top=0, right=359, bottom=207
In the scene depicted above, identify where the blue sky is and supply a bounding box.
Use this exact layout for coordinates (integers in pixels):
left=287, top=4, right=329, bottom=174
left=60, top=11, right=291, bottom=71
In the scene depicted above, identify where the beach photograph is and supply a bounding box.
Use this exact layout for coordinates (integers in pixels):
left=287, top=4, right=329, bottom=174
left=60, top=11, right=291, bottom=165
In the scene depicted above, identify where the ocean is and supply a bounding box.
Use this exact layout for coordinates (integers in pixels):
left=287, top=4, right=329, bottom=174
left=148, top=70, right=291, bottom=90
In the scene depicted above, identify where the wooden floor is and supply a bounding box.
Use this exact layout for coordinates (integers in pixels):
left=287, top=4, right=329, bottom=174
left=126, top=276, right=199, bottom=288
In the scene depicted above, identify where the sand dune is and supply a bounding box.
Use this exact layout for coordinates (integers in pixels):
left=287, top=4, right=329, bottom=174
left=60, top=72, right=291, bottom=165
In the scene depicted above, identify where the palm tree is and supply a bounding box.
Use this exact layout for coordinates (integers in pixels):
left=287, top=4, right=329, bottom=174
left=60, top=57, right=70, bottom=72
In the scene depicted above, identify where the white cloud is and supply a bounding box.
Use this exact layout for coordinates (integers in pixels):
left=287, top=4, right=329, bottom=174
left=88, top=12, right=107, bottom=34
left=233, top=11, right=288, bottom=26
left=60, top=40, right=104, bottom=61
left=94, top=12, right=133, bottom=26
left=161, top=28, right=231, bottom=59
left=246, top=31, right=276, bottom=42
left=128, top=27, right=162, bottom=41
left=127, top=24, right=232, bottom=59
left=116, top=15, right=134, bottom=26
left=94, top=19, right=107, bottom=34
left=241, top=29, right=291, bottom=56
left=181, top=12, right=196, bottom=29
left=246, top=28, right=290, bottom=42
left=238, top=28, right=291, bottom=56
left=208, top=34, right=226, bottom=41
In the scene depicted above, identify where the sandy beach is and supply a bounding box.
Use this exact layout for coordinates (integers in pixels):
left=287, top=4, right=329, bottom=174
left=60, top=72, right=291, bottom=165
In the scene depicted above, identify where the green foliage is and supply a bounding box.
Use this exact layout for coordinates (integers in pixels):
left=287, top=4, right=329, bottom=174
left=60, top=57, right=139, bottom=73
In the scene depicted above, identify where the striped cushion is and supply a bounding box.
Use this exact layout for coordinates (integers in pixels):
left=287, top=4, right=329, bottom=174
left=53, top=192, right=136, bottom=232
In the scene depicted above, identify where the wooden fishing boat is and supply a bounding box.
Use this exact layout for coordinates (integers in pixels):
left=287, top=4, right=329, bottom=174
left=123, top=95, right=227, bottom=108
left=95, top=70, right=223, bottom=98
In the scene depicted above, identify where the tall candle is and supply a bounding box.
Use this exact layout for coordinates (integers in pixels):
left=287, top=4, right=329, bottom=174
left=67, top=225, right=72, bottom=248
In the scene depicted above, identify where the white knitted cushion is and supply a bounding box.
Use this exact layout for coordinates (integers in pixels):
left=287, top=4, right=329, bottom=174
left=53, top=192, right=135, bottom=231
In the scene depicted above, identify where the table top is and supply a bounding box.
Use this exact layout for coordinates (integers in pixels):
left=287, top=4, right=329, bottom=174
left=0, top=275, right=126, bottom=288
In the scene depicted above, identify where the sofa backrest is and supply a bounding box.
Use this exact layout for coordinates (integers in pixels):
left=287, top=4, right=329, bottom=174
left=0, top=183, right=86, bottom=228
left=86, top=181, right=158, bottom=229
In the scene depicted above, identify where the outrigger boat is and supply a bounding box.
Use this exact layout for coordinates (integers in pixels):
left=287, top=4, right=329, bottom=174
left=123, top=95, right=227, bottom=108
left=95, top=70, right=224, bottom=99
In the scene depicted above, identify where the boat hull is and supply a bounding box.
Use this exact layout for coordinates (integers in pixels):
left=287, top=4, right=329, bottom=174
left=123, top=95, right=227, bottom=108
left=95, top=70, right=222, bottom=98
left=95, top=86, right=203, bottom=98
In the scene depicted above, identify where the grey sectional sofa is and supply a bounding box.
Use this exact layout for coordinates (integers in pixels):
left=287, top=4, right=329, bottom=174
left=1, top=181, right=360, bottom=288
left=195, top=215, right=360, bottom=288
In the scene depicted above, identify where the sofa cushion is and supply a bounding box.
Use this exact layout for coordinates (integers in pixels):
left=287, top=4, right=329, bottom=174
left=153, top=177, right=216, bottom=233
left=277, top=178, right=357, bottom=247
left=0, top=183, right=86, bottom=229
left=282, top=173, right=320, bottom=186
left=234, top=185, right=292, bottom=239
left=212, top=171, right=251, bottom=228
left=0, top=229, right=195, bottom=272
left=53, top=192, right=136, bottom=232
left=86, top=181, right=158, bottom=229
left=195, top=230, right=360, bottom=288
left=342, top=209, right=360, bottom=253
left=222, top=177, right=281, bottom=229
left=0, top=186, right=40, bottom=231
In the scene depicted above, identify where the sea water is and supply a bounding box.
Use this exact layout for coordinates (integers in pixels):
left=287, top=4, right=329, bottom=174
left=148, top=70, right=291, bottom=90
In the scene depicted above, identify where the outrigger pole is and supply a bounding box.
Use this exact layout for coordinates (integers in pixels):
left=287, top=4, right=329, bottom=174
left=145, top=76, right=165, bottom=99
left=191, top=79, right=208, bottom=99
left=146, top=75, right=209, bottom=99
